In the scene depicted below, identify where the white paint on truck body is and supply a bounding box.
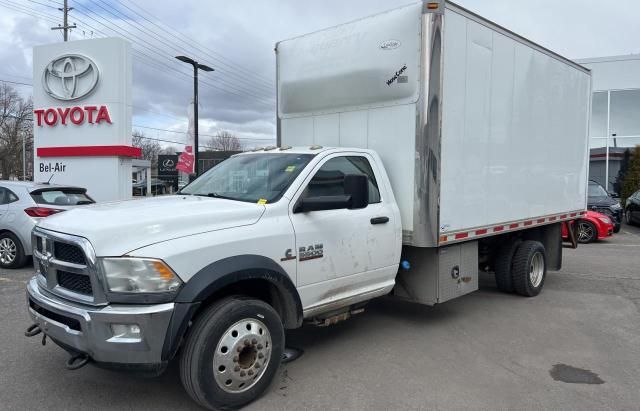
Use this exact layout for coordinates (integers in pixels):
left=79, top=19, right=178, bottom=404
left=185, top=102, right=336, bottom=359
left=277, top=1, right=591, bottom=247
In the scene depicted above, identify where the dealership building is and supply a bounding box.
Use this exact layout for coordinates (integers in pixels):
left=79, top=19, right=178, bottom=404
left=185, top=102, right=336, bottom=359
left=577, top=54, right=640, bottom=192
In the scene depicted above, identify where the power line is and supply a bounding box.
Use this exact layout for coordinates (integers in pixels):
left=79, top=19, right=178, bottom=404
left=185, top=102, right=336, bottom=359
left=133, top=124, right=274, bottom=143
left=122, top=0, right=275, bottom=88
left=76, top=1, right=275, bottom=103
left=0, top=79, right=33, bottom=87
left=0, top=0, right=61, bottom=25
left=26, top=0, right=58, bottom=10
left=5, top=1, right=275, bottom=107
left=95, top=0, right=274, bottom=95
left=1, top=78, right=208, bottom=125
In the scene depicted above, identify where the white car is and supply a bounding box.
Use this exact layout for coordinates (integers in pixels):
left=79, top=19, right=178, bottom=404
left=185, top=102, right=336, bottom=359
left=0, top=181, right=94, bottom=268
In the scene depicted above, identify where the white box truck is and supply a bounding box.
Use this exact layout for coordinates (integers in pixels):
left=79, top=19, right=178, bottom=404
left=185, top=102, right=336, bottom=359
left=25, top=1, right=591, bottom=410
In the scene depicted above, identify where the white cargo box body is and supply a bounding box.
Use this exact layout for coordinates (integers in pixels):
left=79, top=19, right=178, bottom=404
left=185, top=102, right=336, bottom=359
left=276, top=1, right=591, bottom=247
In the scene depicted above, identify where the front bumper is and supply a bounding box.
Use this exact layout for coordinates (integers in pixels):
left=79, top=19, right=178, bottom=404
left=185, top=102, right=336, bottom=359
left=26, top=276, right=174, bottom=365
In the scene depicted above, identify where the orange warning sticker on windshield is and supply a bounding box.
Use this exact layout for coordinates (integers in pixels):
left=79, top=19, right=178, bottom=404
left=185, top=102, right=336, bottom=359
left=257, top=198, right=268, bottom=205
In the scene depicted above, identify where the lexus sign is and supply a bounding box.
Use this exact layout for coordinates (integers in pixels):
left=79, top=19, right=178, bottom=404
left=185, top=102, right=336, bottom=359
left=42, top=54, right=99, bottom=101
left=158, top=155, right=179, bottom=179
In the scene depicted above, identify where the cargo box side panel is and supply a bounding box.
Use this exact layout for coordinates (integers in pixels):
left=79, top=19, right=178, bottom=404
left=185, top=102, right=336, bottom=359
left=277, top=2, right=422, bottom=117
left=278, top=2, right=425, bottom=232
left=439, top=8, right=590, bottom=235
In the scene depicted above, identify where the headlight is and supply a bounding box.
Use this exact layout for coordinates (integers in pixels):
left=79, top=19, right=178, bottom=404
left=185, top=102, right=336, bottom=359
left=597, top=216, right=611, bottom=224
left=101, top=257, right=182, bottom=294
left=611, top=203, right=622, bottom=211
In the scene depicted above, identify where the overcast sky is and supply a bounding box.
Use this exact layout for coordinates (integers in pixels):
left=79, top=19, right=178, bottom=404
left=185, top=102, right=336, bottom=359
left=1, top=0, right=639, bottom=149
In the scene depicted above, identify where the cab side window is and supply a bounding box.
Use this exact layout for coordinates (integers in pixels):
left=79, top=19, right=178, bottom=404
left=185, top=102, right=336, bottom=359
left=304, top=156, right=381, bottom=204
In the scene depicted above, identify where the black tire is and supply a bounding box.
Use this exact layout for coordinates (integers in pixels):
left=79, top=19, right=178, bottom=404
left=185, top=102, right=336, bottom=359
left=576, top=220, right=597, bottom=243
left=0, top=232, right=27, bottom=269
left=180, top=297, right=284, bottom=410
left=625, top=209, right=635, bottom=226
left=494, top=240, right=521, bottom=293
left=512, top=241, right=546, bottom=297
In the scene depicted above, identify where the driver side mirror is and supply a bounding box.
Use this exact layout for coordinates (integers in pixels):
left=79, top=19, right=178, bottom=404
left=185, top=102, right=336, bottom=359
left=294, top=174, right=369, bottom=213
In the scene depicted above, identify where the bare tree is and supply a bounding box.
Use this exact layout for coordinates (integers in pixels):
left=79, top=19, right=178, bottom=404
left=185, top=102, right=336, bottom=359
left=0, top=84, right=33, bottom=180
left=206, top=130, right=243, bottom=151
left=132, top=130, right=162, bottom=168
left=160, top=145, right=178, bottom=155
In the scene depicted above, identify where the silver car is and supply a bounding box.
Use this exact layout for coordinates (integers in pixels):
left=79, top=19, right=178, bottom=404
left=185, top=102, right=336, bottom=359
left=0, top=181, right=94, bottom=268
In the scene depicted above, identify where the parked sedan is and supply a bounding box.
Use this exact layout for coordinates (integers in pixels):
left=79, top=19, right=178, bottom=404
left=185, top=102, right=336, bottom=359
left=562, top=210, right=614, bottom=244
left=587, top=180, right=623, bottom=233
left=0, top=181, right=94, bottom=268
left=625, top=189, right=640, bottom=226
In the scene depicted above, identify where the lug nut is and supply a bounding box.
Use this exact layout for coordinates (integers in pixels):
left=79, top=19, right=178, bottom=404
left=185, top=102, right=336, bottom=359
left=233, top=356, right=239, bottom=362
left=240, top=371, right=246, bottom=377
left=254, top=363, right=260, bottom=369
left=234, top=366, right=240, bottom=372
left=244, top=339, right=250, bottom=346
left=257, top=344, right=263, bottom=349
left=237, top=346, right=242, bottom=352
left=248, top=370, right=254, bottom=376
left=258, top=353, right=264, bottom=359
left=252, top=338, right=257, bottom=345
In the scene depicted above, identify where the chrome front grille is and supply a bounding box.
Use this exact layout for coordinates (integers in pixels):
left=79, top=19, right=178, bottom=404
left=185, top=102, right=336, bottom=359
left=32, top=228, right=105, bottom=305
left=54, top=242, right=87, bottom=265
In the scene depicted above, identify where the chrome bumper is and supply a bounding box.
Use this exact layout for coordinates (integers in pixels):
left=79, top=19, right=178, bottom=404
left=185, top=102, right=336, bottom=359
left=27, top=276, right=174, bottom=364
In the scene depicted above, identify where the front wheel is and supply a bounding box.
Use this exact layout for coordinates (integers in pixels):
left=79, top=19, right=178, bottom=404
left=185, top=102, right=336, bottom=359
left=0, top=232, right=27, bottom=269
left=576, top=220, right=597, bottom=243
left=180, top=297, right=284, bottom=410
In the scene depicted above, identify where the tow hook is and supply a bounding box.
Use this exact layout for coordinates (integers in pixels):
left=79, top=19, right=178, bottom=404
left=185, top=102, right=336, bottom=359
left=24, top=324, right=42, bottom=337
left=66, top=354, right=91, bottom=370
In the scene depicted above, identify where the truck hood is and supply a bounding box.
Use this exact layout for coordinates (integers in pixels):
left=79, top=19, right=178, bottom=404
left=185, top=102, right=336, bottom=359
left=38, top=195, right=265, bottom=256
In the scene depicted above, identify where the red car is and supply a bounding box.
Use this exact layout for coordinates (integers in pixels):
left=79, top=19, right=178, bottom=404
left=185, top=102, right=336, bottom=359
left=562, top=210, right=614, bottom=243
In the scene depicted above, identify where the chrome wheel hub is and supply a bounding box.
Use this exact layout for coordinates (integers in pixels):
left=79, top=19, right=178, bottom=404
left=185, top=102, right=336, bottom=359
left=529, top=251, right=544, bottom=288
left=213, top=318, right=271, bottom=393
left=0, top=238, right=17, bottom=265
left=577, top=222, right=594, bottom=242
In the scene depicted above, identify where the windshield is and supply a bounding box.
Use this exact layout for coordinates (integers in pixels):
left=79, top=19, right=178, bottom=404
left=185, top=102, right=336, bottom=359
left=588, top=182, right=608, bottom=197
left=181, top=153, right=314, bottom=203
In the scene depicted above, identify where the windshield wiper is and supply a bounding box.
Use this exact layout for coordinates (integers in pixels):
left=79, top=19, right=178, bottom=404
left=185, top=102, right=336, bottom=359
left=193, top=192, right=238, bottom=201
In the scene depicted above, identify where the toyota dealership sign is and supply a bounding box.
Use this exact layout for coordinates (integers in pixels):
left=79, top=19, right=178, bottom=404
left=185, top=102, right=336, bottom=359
left=33, top=38, right=139, bottom=201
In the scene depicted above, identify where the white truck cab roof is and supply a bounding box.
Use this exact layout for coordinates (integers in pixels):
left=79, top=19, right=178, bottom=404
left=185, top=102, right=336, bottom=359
left=235, top=146, right=377, bottom=156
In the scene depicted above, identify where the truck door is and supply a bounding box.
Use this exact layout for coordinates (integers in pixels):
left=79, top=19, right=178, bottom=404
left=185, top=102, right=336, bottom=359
left=289, top=153, right=398, bottom=310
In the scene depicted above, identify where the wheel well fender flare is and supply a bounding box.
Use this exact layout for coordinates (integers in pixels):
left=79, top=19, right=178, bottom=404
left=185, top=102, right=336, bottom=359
left=175, top=254, right=302, bottom=327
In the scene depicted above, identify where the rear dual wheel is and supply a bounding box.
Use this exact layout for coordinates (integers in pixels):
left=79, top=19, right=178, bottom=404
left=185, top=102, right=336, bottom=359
left=495, top=240, right=546, bottom=297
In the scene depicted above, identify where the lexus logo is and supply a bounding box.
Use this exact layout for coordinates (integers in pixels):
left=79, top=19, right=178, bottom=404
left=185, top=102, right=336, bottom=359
left=162, top=159, right=175, bottom=167
left=43, top=54, right=99, bottom=101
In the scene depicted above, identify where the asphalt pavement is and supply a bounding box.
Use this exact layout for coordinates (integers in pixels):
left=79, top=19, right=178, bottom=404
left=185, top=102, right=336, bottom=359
left=1, top=223, right=639, bottom=410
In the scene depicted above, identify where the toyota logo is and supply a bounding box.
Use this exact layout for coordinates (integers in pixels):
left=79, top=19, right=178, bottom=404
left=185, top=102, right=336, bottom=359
left=162, top=159, right=175, bottom=168
left=42, top=54, right=99, bottom=101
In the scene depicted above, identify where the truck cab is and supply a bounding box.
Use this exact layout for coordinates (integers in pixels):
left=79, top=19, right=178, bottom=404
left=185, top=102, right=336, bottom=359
left=27, top=147, right=401, bottom=409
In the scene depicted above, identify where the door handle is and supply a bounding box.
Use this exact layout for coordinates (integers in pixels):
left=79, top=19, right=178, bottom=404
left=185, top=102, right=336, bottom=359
left=370, top=216, right=389, bottom=225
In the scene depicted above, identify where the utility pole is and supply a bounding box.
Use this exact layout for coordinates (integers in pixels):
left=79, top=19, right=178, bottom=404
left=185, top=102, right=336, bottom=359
left=51, top=0, right=77, bottom=41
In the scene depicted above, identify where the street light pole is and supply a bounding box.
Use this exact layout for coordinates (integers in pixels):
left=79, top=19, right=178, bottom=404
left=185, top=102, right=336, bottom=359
left=175, top=56, right=214, bottom=177
left=193, top=63, right=199, bottom=176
